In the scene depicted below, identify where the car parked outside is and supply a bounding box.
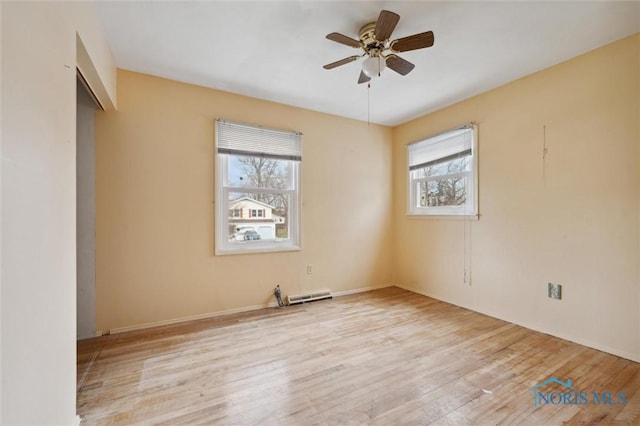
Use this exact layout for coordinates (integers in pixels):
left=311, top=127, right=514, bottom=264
left=243, top=230, right=261, bottom=240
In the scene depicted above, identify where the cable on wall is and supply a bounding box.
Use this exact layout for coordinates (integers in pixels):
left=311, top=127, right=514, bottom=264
left=463, top=126, right=474, bottom=286
left=464, top=215, right=472, bottom=286
left=543, top=124, right=548, bottom=186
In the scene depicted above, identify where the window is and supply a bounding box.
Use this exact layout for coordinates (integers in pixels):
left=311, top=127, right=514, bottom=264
left=407, top=123, right=477, bottom=217
left=215, top=119, right=302, bottom=254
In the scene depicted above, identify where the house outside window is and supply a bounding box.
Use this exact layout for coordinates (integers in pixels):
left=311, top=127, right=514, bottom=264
left=407, top=123, right=478, bottom=217
left=215, top=119, right=302, bottom=254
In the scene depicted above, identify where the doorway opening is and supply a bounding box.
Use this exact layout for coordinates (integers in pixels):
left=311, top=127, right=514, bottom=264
left=76, top=72, right=100, bottom=340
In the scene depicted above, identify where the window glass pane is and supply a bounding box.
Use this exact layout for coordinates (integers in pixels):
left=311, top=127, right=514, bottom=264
left=227, top=192, right=290, bottom=242
left=411, top=156, right=470, bottom=180
left=227, top=154, right=292, bottom=189
left=419, top=175, right=468, bottom=207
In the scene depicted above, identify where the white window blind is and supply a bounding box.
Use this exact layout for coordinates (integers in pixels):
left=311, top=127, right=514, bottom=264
left=216, top=119, right=302, bottom=161
left=408, top=126, right=473, bottom=171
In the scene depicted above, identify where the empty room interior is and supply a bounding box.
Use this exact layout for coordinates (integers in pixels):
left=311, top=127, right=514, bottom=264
left=2, top=1, right=640, bottom=425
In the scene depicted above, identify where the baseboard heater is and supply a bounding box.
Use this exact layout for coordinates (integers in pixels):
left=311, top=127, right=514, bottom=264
left=287, top=289, right=333, bottom=305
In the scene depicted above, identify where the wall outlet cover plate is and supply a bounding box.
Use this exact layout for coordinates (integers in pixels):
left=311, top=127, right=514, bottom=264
left=548, top=283, right=562, bottom=300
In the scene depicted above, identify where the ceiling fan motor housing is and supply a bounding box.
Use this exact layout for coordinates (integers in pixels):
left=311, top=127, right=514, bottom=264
left=359, top=22, right=387, bottom=52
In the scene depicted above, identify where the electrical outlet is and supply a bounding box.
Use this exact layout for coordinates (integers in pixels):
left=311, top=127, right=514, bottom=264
left=306, top=264, right=313, bottom=275
left=548, top=283, right=562, bottom=300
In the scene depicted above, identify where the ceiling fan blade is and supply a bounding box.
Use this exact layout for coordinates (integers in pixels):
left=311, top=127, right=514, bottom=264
left=358, top=71, right=371, bottom=84
left=386, top=54, right=415, bottom=76
left=374, top=10, right=400, bottom=41
left=391, top=31, right=434, bottom=52
left=323, top=55, right=360, bottom=70
left=326, top=32, right=361, bottom=48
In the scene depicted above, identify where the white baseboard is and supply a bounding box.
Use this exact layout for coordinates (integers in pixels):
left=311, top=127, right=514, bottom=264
left=395, top=283, right=640, bottom=363
left=333, top=284, right=394, bottom=297
left=109, top=284, right=393, bottom=335
left=109, top=301, right=280, bottom=334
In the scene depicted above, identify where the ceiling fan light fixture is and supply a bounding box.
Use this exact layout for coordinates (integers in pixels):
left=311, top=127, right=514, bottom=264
left=361, top=55, right=386, bottom=78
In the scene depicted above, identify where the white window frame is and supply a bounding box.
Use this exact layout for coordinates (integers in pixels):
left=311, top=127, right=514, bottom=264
left=407, top=123, right=478, bottom=218
left=215, top=119, right=302, bottom=255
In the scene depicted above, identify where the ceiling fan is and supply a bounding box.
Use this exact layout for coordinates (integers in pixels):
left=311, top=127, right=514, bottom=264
left=323, top=10, right=434, bottom=84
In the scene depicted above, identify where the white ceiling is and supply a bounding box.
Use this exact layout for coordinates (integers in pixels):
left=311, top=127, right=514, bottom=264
left=94, top=1, right=640, bottom=127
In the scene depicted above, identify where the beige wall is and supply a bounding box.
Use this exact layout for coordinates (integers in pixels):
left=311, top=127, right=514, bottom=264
left=393, top=34, right=640, bottom=361
left=1, top=1, right=116, bottom=424
left=95, top=70, right=393, bottom=332
left=94, top=33, right=639, bottom=362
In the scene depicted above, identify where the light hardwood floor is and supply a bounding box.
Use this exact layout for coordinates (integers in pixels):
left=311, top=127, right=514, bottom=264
left=77, top=287, right=640, bottom=425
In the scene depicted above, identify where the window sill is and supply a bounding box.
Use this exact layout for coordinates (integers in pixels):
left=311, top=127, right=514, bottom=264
left=215, top=243, right=302, bottom=256
left=407, top=213, right=479, bottom=221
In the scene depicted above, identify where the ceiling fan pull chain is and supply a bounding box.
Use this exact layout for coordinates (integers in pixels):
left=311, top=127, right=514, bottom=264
left=367, top=82, right=371, bottom=126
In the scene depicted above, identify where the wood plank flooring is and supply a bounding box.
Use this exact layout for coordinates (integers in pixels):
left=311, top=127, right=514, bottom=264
left=77, top=287, right=640, bottom=425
